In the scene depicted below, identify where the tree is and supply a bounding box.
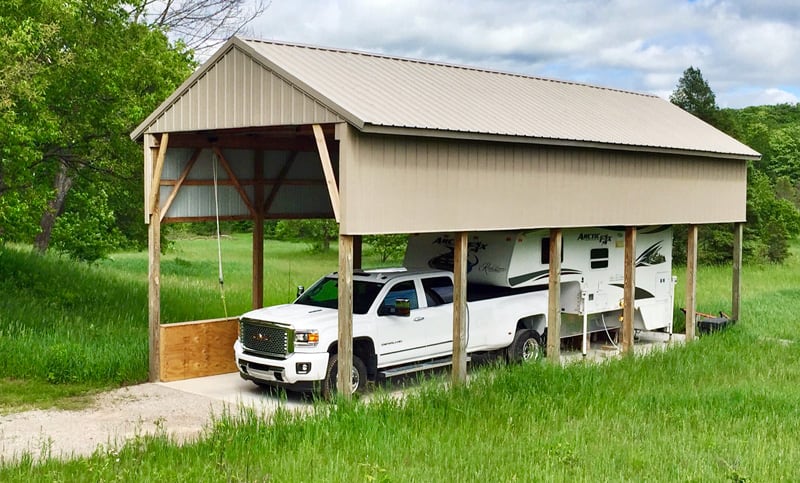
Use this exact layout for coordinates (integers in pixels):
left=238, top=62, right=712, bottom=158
left=274, top=219, right=339, bottom=253
left=669, top=71, right=800, bottom=265
left=126, top=0, right=269, bottom=56
left=365, top=234, right=408, bottom=263
left=0, top=0, right=194, bottom=260
left=670, top=66, right=719, bottom=125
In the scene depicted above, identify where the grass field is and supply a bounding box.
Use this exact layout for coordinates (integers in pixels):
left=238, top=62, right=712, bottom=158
left=0, top=236, right=353, bottom=410
left=2, top=236, right=799, bottom=480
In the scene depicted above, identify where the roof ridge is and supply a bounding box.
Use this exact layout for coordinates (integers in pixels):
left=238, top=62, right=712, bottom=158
left=238, top=37, right=658, bottom=99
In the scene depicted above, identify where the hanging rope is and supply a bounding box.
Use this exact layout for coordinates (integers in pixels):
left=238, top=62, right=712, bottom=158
left=212, top=152, right=229, bottom=319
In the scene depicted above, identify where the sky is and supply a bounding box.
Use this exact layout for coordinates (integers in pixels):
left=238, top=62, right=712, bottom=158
left=239, top=0, right=800, bottom=109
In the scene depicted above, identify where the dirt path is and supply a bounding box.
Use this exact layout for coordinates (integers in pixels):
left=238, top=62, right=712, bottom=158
left=1, top=383, right=245, bottom=463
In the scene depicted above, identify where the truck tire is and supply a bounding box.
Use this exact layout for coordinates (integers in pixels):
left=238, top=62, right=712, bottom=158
left=320, top=354, right=367, bottom=400
left=507, top=329, right=543, bottom=363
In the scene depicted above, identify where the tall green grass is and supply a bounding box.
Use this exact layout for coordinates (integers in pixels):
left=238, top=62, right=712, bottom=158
left=3, top=239, right=800, bottom=480
left=0, top=236, right=362, bottom=394
left=5, top=328, right=800, bottom=480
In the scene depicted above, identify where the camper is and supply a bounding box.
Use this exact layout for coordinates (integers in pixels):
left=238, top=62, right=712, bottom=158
left=234, top=226, right=675, bottom=397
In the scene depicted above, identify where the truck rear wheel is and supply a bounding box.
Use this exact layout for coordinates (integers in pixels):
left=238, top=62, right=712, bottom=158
left=321, top=354, right=367, bottom=400
left=507, top=329, right=543, bottom=363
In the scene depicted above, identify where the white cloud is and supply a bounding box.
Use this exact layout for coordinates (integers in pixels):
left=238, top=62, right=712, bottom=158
left=246, top=0, right=800, bottom=107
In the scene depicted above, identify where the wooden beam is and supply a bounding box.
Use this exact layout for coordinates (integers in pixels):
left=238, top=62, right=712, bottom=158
left=686, top=224, right=698, bottom=341
left=160, top=178, right=325, bottom=187
left=547, top=228, right=562, bottom=362
left=143, top=134, right=155, bottom=223
left=353, top=235, right=363, bottom=270
left=732, top=222, right=743, bottom=321
left=452, top=231, right=468, bottom=386
left=262, top=152, right=298, bottom=215
left=212, top=147, right=257, bottom=219
left=253, top=150, right=265, bottom=309
left=160, top=148, right=202, bottom=222
left=622, top=226, right=637, bottom=354
left=148, top=192, right=162, bottom=382
left=337, top=234, right=354, bottom=398
left=148, top=132, right=169, bottom=218
left=312, top=124, right=341, bottom=223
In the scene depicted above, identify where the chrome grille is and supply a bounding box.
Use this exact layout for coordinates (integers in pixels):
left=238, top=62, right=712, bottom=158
left=240, top=319, right=291, bottom=358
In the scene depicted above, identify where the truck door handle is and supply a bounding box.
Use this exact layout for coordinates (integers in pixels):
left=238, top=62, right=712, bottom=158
left=413, top=316, right=424, bottom=322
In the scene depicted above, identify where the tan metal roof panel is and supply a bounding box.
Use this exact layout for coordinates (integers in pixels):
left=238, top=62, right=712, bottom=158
left=239, top=38, right=759, bottom=159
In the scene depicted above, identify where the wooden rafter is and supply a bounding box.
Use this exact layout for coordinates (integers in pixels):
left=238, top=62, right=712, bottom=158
left=160, top=148, right=202, bottom=223
left=263, top=152, right=298, bottom=216
left=148, top=132, right=169, bottom=217
left=312, top=124, right=341, bottom=222
left=212, top=146, right=257, bottom=219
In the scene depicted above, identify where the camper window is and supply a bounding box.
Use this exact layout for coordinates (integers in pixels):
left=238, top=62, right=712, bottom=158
left=540, top=238, right=564, bottom=265
left=590, top=248, right=609, bottom=269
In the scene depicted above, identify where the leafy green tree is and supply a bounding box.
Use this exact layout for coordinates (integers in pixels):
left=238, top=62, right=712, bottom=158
left=746, top=168, right=800, bottom=262
left=0, top=0, right=193, bottom=260
left=274, top=219, right=339, bottom=252
left=365, top=234, right=408, bottom=263
left=670, top=66, right=720, bottom=126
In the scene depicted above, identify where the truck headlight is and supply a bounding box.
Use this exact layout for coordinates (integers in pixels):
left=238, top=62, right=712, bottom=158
left=295, top=329, right=319, bottom=346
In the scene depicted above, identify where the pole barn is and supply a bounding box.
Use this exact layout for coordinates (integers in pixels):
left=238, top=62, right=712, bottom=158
left=132, top=38, right=759, bottom=393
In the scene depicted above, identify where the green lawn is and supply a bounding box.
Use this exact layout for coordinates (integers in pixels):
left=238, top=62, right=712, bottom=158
left=2, top=237, right=799, bottom=480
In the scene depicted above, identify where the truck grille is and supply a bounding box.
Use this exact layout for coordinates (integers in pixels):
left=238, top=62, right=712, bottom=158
left=240, top=319, right=292, bottom=358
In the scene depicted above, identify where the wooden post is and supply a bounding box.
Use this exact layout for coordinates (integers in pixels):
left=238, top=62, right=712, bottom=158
left=622, top=226, right=637, bottom=354
left=148, top=206, right=161, bottom=382
left=547, top=228, right=562, bottom=362
left=337, top=234, right=354, bottom=398
left=732, top=222, right=743, bottom=321
left=452, top=232, right=468, bottom=386
left=685, top=225, right=698, bottom=341
left=353, top=235, right=363, bottom=270
left=147, top=132, right=168, bottom=383
left=252, top=150, right=264, bottom=309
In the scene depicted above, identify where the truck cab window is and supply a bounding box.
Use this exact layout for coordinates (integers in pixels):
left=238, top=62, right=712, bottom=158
left=421, top=276, right=454, bottom=306
left=379, top=281, right=419, bottom=315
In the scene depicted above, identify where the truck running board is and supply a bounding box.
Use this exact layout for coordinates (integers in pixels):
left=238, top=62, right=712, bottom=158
left=379, top=356, right=471, bottom=378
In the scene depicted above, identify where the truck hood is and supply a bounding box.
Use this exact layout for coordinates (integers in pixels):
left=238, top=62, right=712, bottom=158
left=240, top=303, right=339, bottom=329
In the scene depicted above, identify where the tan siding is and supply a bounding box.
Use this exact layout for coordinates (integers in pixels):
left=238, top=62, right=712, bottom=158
left=340, top=132, right=746, bottom=234
left=146, top=45, right=342, bottom=135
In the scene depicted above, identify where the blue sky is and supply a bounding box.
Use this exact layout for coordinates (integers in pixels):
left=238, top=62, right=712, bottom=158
left=241, top=0, right=800, bottom=108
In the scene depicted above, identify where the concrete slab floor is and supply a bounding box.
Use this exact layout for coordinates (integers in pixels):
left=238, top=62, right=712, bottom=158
left=160, top=330, right=686, bottom=403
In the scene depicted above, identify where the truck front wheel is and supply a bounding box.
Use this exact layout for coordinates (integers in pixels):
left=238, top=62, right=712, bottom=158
left=507, top=329, right=543, bottom=363
left=321, top=354, right=368, bottom=400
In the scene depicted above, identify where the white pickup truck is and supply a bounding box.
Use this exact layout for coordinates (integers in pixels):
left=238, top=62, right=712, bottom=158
left=234, top=227, right=675, bottom=398
left=234, top=268, right=548, bottom=398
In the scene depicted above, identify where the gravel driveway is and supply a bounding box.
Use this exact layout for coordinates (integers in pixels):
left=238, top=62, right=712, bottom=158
left=0, top=374, right=306, bottom=464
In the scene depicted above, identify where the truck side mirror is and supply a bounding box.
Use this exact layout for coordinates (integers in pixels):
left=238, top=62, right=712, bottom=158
left=395, top=298, right=411, bottom=317
left=296, top=285, right=305, bottom=298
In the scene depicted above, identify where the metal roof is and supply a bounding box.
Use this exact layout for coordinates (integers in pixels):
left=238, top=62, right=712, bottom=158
left=133, top=37, right=759, bottom=160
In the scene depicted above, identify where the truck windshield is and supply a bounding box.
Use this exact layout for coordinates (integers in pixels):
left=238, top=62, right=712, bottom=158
left=295, top=277, right=384, bottom=315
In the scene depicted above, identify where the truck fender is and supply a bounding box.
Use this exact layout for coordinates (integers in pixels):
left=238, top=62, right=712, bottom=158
left=326, top=337, right=378, bottom=381
left=516, top=314, right=546, bottom=338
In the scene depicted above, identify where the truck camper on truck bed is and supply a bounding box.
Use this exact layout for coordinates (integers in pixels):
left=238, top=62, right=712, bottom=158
left=234, top=226, right=676, bottom=398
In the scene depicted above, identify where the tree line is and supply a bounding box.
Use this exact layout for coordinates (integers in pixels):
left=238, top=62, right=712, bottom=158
left=1, top=6, right=797, bottom=265
left=670, top=67, right=800, bottom=264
